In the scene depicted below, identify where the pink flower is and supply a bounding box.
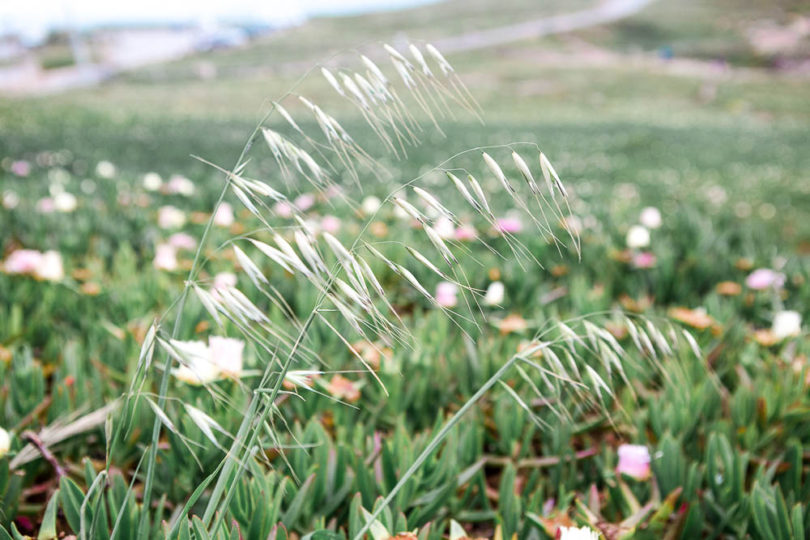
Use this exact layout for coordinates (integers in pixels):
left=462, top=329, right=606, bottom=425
left=746, top=268, right=785, bottom=290
left=213, top=202, right=235, bottom=227
left=632, top=251, right=657, bottom=269
left=168, top=232, right=197, bottom=251
left=616, top=444, right=651, bottom=480
left=455, top=224, right=477, bottom=241
left=213, top=272, right=237, bottom=290
left=11, top=160, right=30, bottom=177
left=294, top=193, right=315, bottom=211
left=496, top=216, right=523, bottom=234
left=166, top=174, right=195, bottom=196
left=435, top=281, right=458, bottom=308
left=36, top=197, right=56, bottom=213
left=4, top=250, right=43, bottom=274
left=320, top=215, right=341, bottom=234
left=153, top=243, right=178, bottom=271
left=273, top=201, right=294, bottom=218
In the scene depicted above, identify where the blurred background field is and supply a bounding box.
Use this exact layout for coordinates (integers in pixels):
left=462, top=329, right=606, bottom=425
left=1, top=0, right=809, bottom=538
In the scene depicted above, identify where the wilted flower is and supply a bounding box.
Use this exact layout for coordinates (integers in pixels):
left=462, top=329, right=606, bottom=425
left=772, top=310, right=801, bottom=340
left=435, top=281, right=458, bottom=308
left=153, top=243, right=178, bottom=271
left=716, top=281, right=742, bottom=296
left=745, top=268, right=785, bottom=290
left=213, top=202, right=235, bottom=227
left=166, top=174, right=195, bottom=196
left=361, top=195, right=382, bottom=215
left=616, top=444, right=651, bottom=480
left=558, top=526, right=599, bottom=540
left=639, top=207, right=662, bottom=229
left=496, top=216, right=523, bottom=234
left=157, top=205, right=186, bottom=229
left=0, top=427, right=10, bottom=459
left=626, top=225, right=650, bottom=249
left=669, top=307, right=715, bottom=330
left=632, top=251, right=656, bottom=269
left=498, top=313, right=528, bottom=335
left=326, top=374, right=361, bottom=402
left=143, top=172, right=163, bottom=191
left=168, top=232, right=196, bottom=251
left=320, top=215, right=341, bottom=234
left=454, top=224, right=477, bottom=241
left=95, top=160, right=116, bottom=179
left=484, top=281, right=505, bottom=306
left=52, top=192, right=77, bottom=212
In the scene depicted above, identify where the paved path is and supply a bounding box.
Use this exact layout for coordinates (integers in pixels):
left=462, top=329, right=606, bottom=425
left=433, top=0, right=655, bottom=53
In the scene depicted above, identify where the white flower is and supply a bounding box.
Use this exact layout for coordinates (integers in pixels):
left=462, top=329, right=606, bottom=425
left=2, top=190, right=19, bottom=209
left=626, top=225, right=650, bottom=249
left=171, top=336, right=245, bottom=384
left=435, top=281, right=458, bottom=308
left=434, top=216, right=455, bottom=239
left=54, top=192, right=78, bottom=213
left=143, top=172, right=163, bottom=191
left=484, top=281, right=505, bottom=306
left=166, top=174, right=195, bottom=196
left=639, top=207, right=662, bottom=229
left=559, top=526, right=599, bottom=540
left=157, top=205, right=186, bottom=229
left=209, top=336, right=245, bottom=377
left=772, top=310, right=801, bottom=340
left=0, top=427, right=10, bottom=459
left=153, top=243, right=178, bottom=271
left=213, top=202, right=235, bottom=227
left=35, top=251, right=64, bottom=281
left=213, top=272, right=237, bottom=290
left=361, top=195, right=381, bottom=215
left=95, top=160, right=116, bottom=179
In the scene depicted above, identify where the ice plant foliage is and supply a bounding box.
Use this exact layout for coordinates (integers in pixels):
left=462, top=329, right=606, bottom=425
left=96, top=41, right=702, bottom=540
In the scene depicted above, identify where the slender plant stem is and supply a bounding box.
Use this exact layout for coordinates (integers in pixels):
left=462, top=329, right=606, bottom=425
left=353, top=353, right=522, bottom=540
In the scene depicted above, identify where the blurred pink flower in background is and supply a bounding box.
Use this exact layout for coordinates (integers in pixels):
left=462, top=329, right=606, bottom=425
left=274, top=201, right=294, bottom=218
left=745, top=268, right=785, bottom=290
left=153, top=243, right=178, bottom=271
left=36, top=197, right=56, bottom=213
left=435, top=281, right=458, bottom=308
left=11, top=160, right=30, bottom=177
left=213, top=272, right=237, bottom=290
left=496, top=216, right=523, bottom=234
left=455, top=224, right=477, bottom=241
left=168, top=232, right=196, bottom=251
left=4, top=250, right=43, bottom=274
left=294, top=193, right=316, bottom=211
left=213, top=202, right=235, bottom=227
left=632, top=251, right=657, bottom=269
left=616, top=444, right=651, bottom=480
left=320, top=215, right=341, bottom=234
left=639, top=206, right=662, bottom=229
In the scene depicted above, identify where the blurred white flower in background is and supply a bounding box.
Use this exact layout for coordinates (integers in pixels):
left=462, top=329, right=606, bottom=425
left=95, top=160, right=116, bottom=179
left=558, top=526, right=600, bottom=540
left=35, top=251, right=64, bottom=281
left=0, top=427, right=10, bottom=459
left=435, top=281, right=458, bottom=308
left=484, top=281, right=505, bottom=306
left=157, top=205, right=186, bottom=229
left=53, top=192, right=78, bottom=213
left=166, top=174, right=195, bottom=196
left=361, top=195, right=381, bottom=215
left=168, top=232, right=196, bottom=251
left=171, top=336, right=245, bottom=384
left=772, top=310, right=801, bottom=340
left=639, top=206, right=662, bottom=229
left=2, top=190, right=19, bottom=209
left=153, top=243, right=178, bottom=271
left=626, top=225, right=650, bottom=249
left=143, top=172, right=163, bottom=191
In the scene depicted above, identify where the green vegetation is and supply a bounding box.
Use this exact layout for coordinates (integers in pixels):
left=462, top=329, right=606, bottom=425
left=0, top=0, right=808, bottom=538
